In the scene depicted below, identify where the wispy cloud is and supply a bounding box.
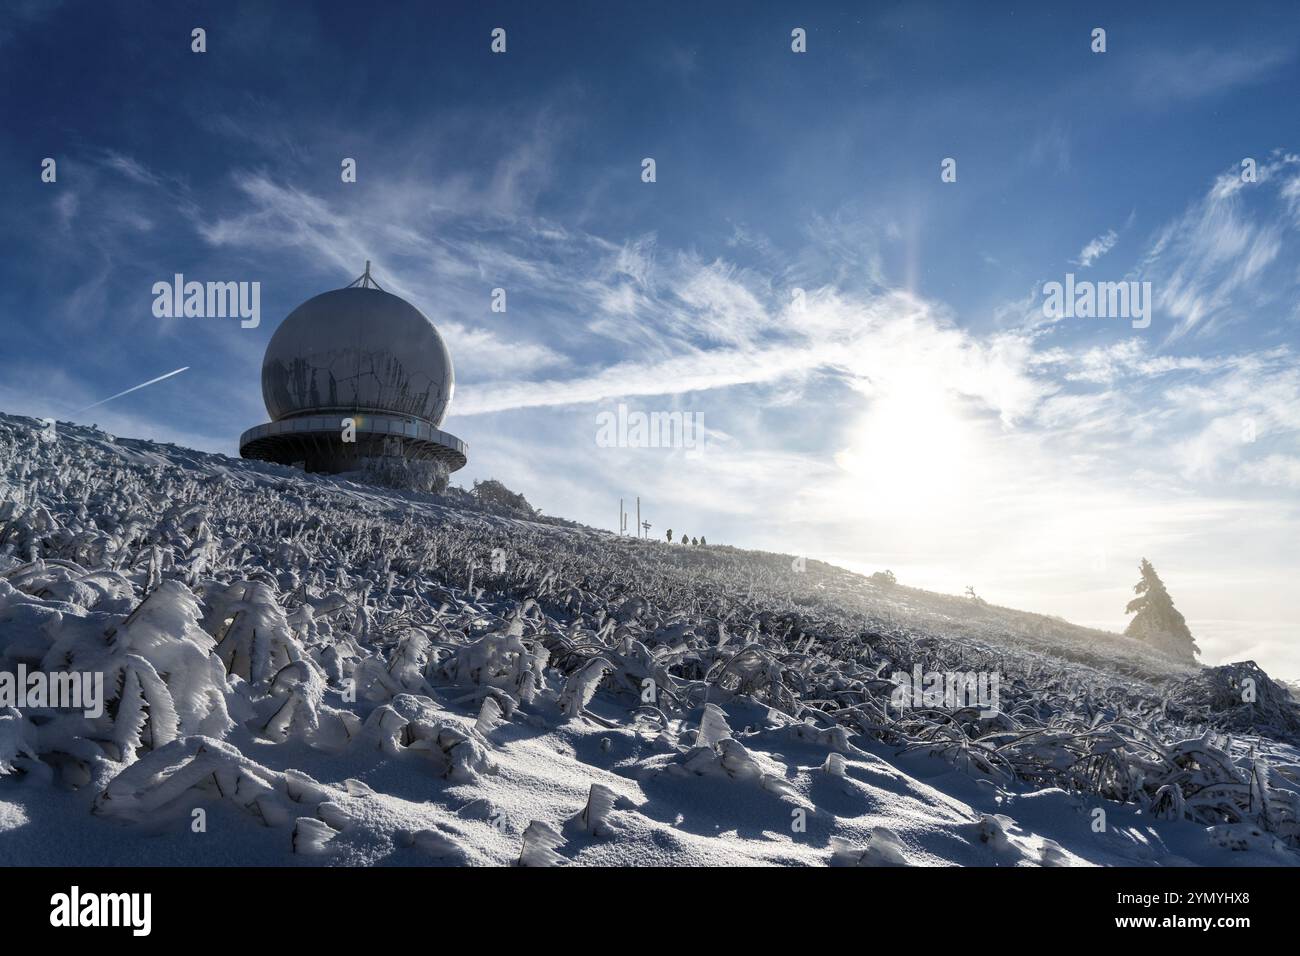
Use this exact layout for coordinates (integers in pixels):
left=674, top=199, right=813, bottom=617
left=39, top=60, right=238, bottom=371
left=1028, top=121, right=1071, bottom=174
left=1124, top=155, right=1300, bottom=342
left=1073, top=229, right=1117, bottom=268
left=1131, top=46, right=1294, bottom=105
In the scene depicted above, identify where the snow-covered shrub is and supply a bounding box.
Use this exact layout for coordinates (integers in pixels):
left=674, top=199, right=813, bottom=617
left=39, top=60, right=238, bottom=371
left=517, top=820, right=565, bottom=866
left=440, top=617, right=549, bottom=704
left=7, top=579, right=235, bottom=770
left=292, top=817, right=337, bottom=855
left=405, top=719, right=495, bottom=782
left=829, top=828, right=909, bottom=866
left=1206, top=822, right=1291, bottom=855
left=472, top=479, right=536, bottom=516
left=821, top=752, right=846, bottom=777
left=353, top=628, right=435, bottom=701
left=475, top=696, right=505, bottom=735
left=667, top=735, right=798, bottom=800
left=695, top=703, right=732, bottom=748
left=1165, top=661, right=1300, bottom=738
left=558, top=658, right=612, bottom=719
left=254, top=659, right=328, bottom=742
left=203, top=581, right=308, bottom=686
left=356, top=705, right=409, bottom=757
left=0, top=707, right=35, bottom=774
left=579, top=783, right=618, bottom=837
left=93, top=736, right=332, bottom=826
left=400, top=827, right=465, bottom=860
left=5, top=560, right=134, bottom=613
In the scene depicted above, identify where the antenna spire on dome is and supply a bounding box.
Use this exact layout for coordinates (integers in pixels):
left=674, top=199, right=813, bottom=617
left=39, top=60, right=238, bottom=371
left=347, top=259, right=385, bottom=291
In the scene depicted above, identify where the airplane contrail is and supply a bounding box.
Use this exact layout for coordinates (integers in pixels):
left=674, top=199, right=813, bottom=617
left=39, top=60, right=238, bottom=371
left=71, top=366, right=190, bottom=414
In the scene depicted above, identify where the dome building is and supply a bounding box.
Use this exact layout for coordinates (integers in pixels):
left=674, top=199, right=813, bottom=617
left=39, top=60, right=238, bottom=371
left=239, top=263, right=467, bottom=477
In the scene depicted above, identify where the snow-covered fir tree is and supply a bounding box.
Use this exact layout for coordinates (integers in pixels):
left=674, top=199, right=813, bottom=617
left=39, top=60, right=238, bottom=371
left=1124, top=558, right=1199, bottom=662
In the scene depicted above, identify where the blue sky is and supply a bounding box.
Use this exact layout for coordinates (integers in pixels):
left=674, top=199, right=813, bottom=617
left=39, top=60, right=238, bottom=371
left=2, top=1, right=1299, bottom=675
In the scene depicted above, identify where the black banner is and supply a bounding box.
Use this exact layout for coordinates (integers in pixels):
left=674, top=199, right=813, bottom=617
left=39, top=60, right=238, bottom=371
left=2, top=865, right=1277, bottom=942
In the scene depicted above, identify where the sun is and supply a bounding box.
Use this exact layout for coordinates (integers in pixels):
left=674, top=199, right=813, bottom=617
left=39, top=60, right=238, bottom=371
left=834, top=379, right=976, bottom=518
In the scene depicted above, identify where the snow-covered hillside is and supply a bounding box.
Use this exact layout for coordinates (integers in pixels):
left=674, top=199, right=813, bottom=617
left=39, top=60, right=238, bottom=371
left=1, top=412, right=1297, bottom=866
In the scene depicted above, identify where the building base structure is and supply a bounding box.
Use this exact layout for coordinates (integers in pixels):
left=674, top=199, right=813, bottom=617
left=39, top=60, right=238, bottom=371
left=239, top=412, right=467, bottom=475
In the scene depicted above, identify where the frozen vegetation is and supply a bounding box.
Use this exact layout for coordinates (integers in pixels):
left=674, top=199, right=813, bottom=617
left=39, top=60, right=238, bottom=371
left=1, top=411, right=1298, bottom=866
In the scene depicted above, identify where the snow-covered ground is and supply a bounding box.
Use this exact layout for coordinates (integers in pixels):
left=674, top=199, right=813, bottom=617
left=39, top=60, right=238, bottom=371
left=1, top=412, right=1297, bottom=866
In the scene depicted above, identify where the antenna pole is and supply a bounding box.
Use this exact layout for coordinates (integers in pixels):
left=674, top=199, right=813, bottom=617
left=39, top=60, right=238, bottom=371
left=348, top=260, right=384, bottom=291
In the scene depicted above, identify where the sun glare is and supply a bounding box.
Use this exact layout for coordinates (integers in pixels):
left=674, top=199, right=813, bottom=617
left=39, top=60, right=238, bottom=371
left=835, top=380, right=976, bottom=518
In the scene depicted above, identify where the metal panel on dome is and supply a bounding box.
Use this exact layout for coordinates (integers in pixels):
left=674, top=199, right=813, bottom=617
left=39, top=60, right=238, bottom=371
left=261, top=286, right=455, bottom=428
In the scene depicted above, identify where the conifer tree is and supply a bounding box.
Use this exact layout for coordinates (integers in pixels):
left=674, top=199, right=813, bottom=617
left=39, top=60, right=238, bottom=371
left=1124, top=558, right=1199, bottom=662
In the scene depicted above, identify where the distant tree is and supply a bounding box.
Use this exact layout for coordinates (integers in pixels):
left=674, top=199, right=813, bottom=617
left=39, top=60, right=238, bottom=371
left=871, top=570, right=897, bottom=586
left=471, top=479, right=536, bottom=516
left=666, top=529, right=673, bottom=543
left=1125, top=558, right=1199, bottom=662
left=680, top=532, right=687, bottom=543
left=691, top=536, right=698, bottom=546
left=699, top=536, right=706, bottom=546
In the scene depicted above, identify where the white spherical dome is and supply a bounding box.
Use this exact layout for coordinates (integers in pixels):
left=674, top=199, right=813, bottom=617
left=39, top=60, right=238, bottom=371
left=261, top=286, right=455, bottom=427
